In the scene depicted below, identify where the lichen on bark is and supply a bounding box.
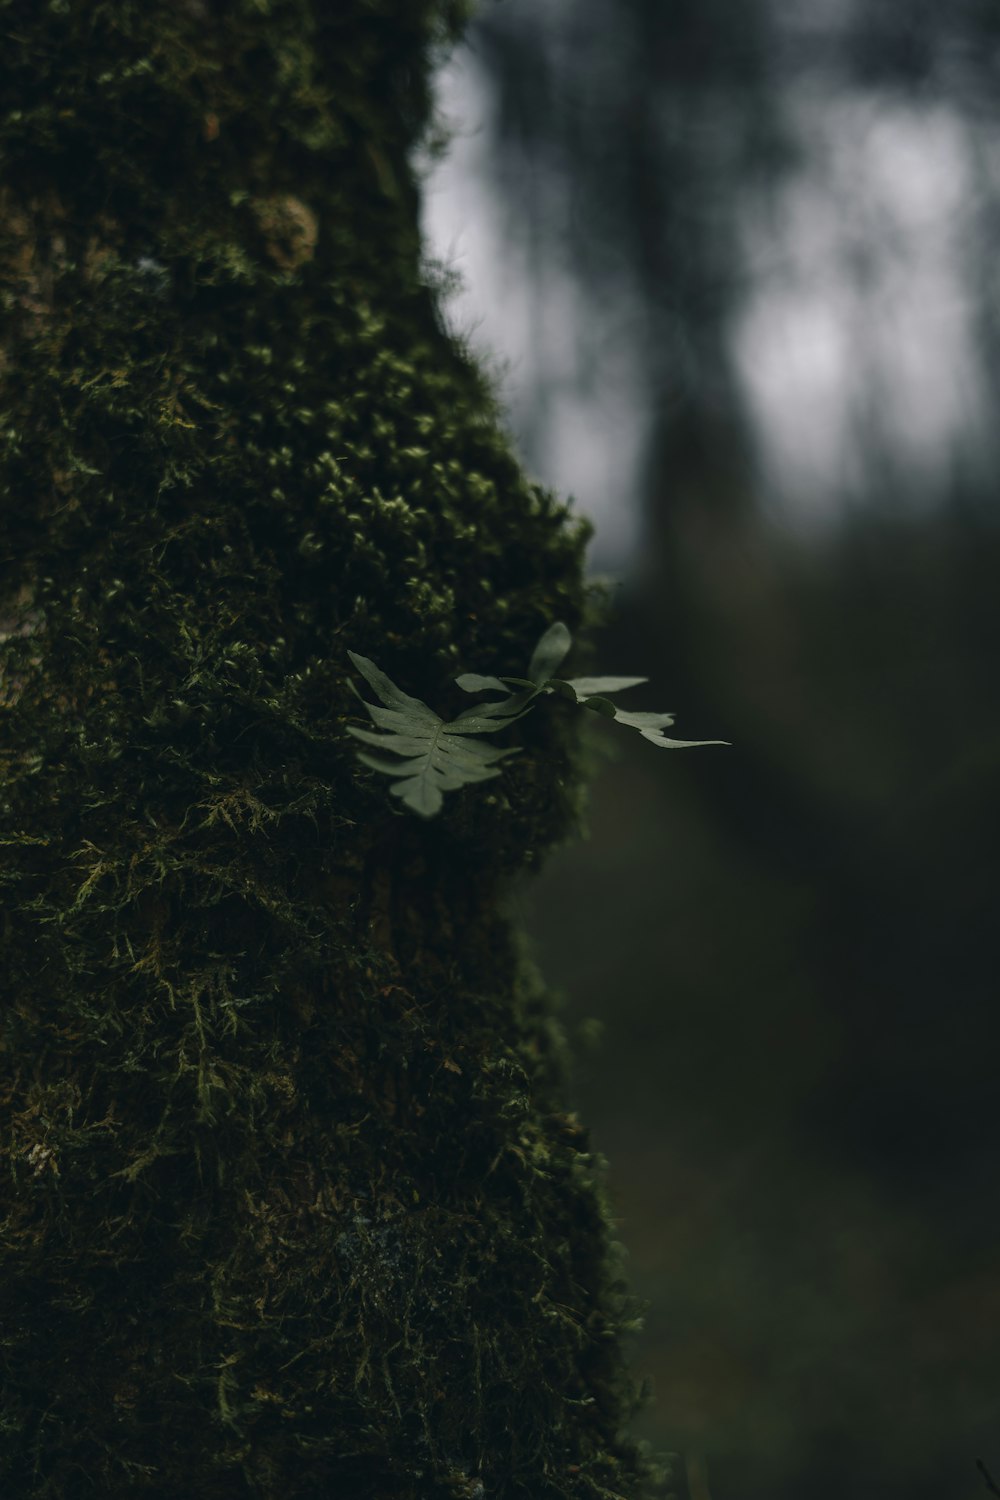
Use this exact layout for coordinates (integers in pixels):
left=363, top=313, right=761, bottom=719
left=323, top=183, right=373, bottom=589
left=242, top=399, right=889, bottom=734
left=0, top=3, right=670, bottom=1496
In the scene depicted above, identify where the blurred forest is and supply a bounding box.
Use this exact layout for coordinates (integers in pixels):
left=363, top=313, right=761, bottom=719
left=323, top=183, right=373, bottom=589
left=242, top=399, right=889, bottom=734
left=422, top=2, right=1000, bottom=1497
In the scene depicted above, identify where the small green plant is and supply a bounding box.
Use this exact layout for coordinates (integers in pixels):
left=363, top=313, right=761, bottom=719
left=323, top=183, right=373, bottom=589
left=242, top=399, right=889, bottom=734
left=347, top=621, right=727, bottom=817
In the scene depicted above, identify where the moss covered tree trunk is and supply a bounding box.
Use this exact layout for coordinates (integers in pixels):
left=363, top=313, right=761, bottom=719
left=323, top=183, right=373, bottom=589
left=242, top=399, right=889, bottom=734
left=0, top=4, right=661, bottom=1496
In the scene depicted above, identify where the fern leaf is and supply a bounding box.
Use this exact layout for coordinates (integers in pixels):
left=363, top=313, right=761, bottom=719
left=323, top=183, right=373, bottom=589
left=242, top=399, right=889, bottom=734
left=562, top=675, right=648, bottom=696
left=566, top=683, right=728, bottom=748
left=453, top=671, right=509, bottom=694
left=507, top=624, right=730, bottom=749
left=346, top=652, right=531, bottom=817
left=348, top=621, right=727, bottom=819
left=526, top=620, right=572, bottom=684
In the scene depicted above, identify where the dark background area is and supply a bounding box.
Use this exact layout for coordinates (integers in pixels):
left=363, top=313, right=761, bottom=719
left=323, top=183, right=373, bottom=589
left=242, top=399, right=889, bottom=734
left=422, top=3, right=1000, bottom=1497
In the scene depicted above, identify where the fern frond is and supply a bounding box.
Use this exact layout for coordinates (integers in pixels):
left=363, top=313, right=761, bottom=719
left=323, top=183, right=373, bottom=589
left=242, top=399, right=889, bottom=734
left=348, top=622, right=728, bottom=819
left=456, top=622, right=730, bottom=750
left=346, top=652, right=531, bottom=818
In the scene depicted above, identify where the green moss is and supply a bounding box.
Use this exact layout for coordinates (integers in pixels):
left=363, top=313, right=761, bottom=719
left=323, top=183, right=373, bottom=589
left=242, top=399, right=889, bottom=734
left=0, top=2, right=673, bottom=1495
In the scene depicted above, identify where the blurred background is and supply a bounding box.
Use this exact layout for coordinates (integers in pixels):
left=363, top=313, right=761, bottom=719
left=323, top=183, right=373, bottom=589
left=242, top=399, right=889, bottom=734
left=419, top=2, right=1000, bottom=1498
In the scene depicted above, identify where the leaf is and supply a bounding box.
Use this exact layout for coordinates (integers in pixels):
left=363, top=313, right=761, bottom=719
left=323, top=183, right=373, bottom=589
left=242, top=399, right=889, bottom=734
left=576, top=693, right=728, bottom=749
left=564, top=675, right=649, bottom=696
left=632, top=729, right=731, bottom=750
left=454, top=671, right=509, bottom=693
left=603, top=709, right=675, bottom=729
left=574, top=694, right=618, bottom=718
left=453, top=686, right=540, bottom=721
left=540, top=677, right=580, bottom=704
left=453, top=668, right=543, bottom=720
left=486, top=675, right=537, bottom=691
left=346, top=651, right=439, bottom=722
left=346, top=652, right=531, bottom=817
left=560, top=656, right=729, bottom=751
left=527, top=621, right=572, bottom=684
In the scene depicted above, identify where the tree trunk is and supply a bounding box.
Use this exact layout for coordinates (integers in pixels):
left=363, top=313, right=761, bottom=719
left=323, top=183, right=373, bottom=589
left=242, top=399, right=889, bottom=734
left=0, top=3, right=664, bottom=1496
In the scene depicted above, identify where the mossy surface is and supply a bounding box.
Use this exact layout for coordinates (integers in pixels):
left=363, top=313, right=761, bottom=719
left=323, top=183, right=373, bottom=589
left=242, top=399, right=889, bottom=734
left=0, top=3, right=668, bottom=1495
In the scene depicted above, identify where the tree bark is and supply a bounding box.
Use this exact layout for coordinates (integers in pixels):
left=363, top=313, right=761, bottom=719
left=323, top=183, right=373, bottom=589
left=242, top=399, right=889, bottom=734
left=0, top=4, right=664, bottom=1496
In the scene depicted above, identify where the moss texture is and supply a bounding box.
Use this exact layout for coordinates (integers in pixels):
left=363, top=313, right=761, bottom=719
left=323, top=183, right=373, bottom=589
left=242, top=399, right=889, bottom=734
left=0, top=3, right=668, bottom=1495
